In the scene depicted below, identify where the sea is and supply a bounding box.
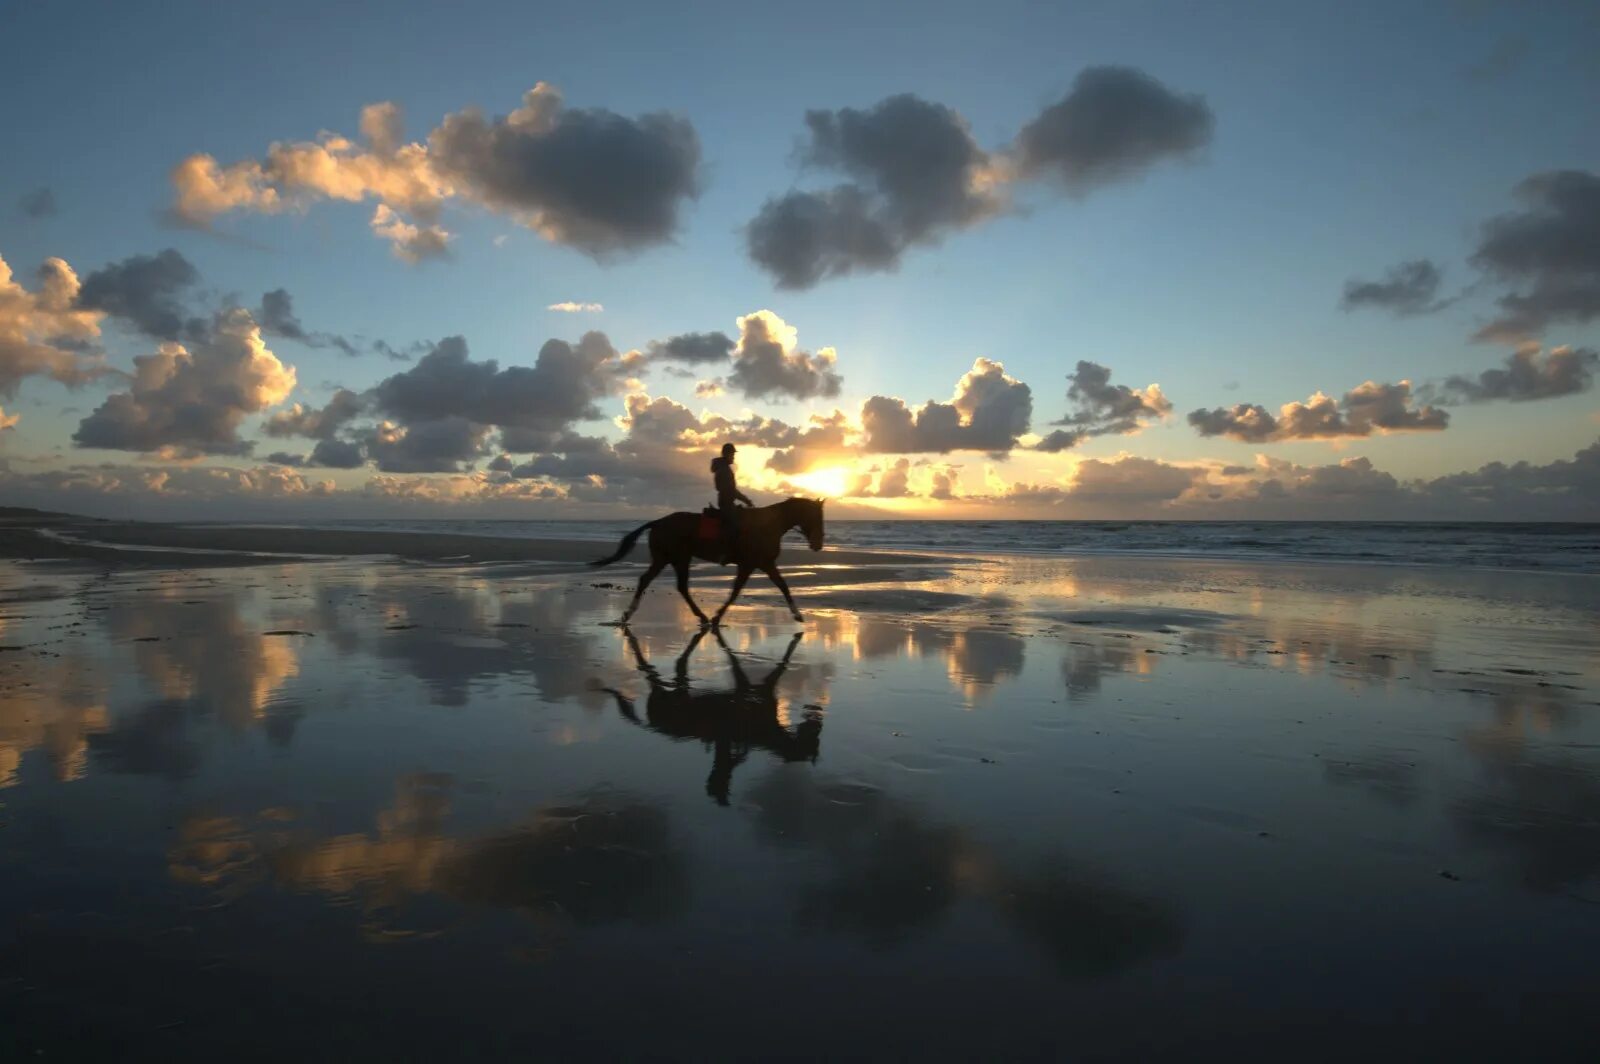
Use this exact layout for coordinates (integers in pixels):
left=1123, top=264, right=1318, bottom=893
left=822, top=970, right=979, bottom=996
left=270, top=519, right=1600, bottom=575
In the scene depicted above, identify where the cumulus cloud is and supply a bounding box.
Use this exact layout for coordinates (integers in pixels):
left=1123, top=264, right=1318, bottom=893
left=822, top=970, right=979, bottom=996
left=309, top=438, right=366, bottom=469
left=862, top=357, right=1032, bottom=453
left=747, top=95, right=1000, bottom=288
left=1341, top=259, right=1452, bottom=316
left=0, top=252, right=108, bottom=396
left=361, top=416, right=492, bottom=473
left=746, top=68, right=1211, bottom=288
left=1010, top=66, right=1215, bottom=191
left=371, top=331, right=623, bottom=444
left=1067, top=455, right=1203, bottom=502
left=370, top=204, right=451, bottom=263
left=255, top=287, right=377, bottom=358
left=1471, top=170, right=1600, bottom=341
left=1188, top=379, right=1447, bottom=441
left=547, top=301, right=603, bottom=313
left=172, top=85, right=701, bottom=261
left=727, top=310, right=842, bottom=401
left=264, top=388, right=364, bottom=439
left=73, top=308, right=296, bottom=456
left=765, top=411, right=853, bottom=474
left=75, top=248, right=202, bottom=341
left=694, top=378, right=723, bottom=398
left=1045, top=360, right=1171, bottom=445
left=0, top=405, right=19, bottom=431
left=1437, top=345, right=1597, bottom=403
left=18, top=188, right=57, bottom=219
left=875, top=458, right=912, bottom=497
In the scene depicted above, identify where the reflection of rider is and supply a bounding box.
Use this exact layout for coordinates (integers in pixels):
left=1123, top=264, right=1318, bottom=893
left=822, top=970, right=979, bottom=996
left=711, top=442, right=751, bottom=563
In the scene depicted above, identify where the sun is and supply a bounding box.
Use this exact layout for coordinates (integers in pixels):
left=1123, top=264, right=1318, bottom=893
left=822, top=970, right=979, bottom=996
left=788, top=465, right=852, bottom=499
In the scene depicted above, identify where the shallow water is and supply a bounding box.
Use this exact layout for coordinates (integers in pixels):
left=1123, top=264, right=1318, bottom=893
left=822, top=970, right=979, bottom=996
left=2, top=554, right=1598, bottom=1058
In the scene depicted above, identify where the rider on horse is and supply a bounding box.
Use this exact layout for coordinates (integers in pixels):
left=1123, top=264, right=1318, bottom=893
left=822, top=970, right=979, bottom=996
left=711, top=442, right=752, bottom=564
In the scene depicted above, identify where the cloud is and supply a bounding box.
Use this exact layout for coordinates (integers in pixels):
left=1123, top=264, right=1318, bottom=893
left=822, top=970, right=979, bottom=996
left=766, top=411, right=854, bottom=474
left=727, top=310, right=842, bottom=401
left=646, top=330, right=734, bottom=364
left=369, top=204, right=451, bottom=263
left=0, top=405, right=19, bottom=431
left=73, top=308, right=296, bottom=456
left=172, top=86, right=701, bottom=263
left=548, top=301, right=603, bottom=313
left=694, top=378, right=723, bottom=398
left=929, top=466, right=957, bottom=499
left=370, top=331, right=623, bottom=442
left=76, top=248, right=202, bottom=341
left=1437, top=345, right=1597, bottom=403
left=1341, top=259, right=1452, bottom=316
left=309, top=437, right=367, bottom=469
left=18, top=187, right=57, bottom=219
left=1188, top=379, right=1447, bottom=441
left=255, top=288, right=374, bottom=357
left=1033, top=429, right=1085, bottom=453
left=1010, top=66, right=1214, bottom=191
left=1067, top=455, right=1204, bottom=502
left=1471, top=170, right=1600, bottom=341
left=361, top=416, right=492, bottom=473
left=746, top=68, right=1210, bottom=288
left=263, top=388, right=364, bottom=439
left=746, top=95, right=1000, bottom=288
left=875, top=457, right=912, bottom=497
left=0, top=252, right=108, bottom=397
left=1048, top=360, right=1171, bottom=442
left=0, top=462, right=334, bottom=512
left=861, top=357, right=1032, bottom=454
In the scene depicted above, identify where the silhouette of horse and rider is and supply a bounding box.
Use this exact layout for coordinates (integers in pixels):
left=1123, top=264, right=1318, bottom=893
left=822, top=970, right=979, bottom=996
left=592, top=442, right=826, bottom=627
left=604, top=626, right=822, bottom=805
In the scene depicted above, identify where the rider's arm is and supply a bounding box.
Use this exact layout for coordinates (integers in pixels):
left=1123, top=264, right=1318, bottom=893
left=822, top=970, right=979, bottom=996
left=735, top=488, right=753, bottom=506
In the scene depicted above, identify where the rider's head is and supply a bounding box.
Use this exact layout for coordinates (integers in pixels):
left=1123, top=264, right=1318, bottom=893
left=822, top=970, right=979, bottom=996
left=721, top=443, right=737, bottom=460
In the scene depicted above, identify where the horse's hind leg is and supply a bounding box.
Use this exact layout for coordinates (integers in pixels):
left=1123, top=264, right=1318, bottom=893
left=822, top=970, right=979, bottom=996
left=760, top=563, right=804, bottom=623
left=620, top=557, right=666, bottom=623
left=672, top=558, right=709, bottom=626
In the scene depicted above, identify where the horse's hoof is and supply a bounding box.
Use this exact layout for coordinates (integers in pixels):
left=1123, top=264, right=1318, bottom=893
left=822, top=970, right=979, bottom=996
left=791, top=613, right=805, bottom=623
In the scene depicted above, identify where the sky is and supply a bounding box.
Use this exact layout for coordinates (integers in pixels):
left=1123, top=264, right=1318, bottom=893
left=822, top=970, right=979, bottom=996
left=1, top=0, right=1597, bottom=520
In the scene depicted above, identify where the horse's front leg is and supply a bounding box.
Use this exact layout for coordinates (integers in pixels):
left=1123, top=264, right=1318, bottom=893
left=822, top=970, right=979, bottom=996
left=760, top=563, right=803, bottom=623
left=712, top=565, right=753, bottom=627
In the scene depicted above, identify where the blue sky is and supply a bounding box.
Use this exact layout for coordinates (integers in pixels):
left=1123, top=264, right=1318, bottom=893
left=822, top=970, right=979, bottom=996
left=1, top=0, right=1597, bottom=518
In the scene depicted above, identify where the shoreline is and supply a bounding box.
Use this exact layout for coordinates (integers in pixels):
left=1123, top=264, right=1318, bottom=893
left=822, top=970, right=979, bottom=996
left=1, top=507, right=1595, bottom=579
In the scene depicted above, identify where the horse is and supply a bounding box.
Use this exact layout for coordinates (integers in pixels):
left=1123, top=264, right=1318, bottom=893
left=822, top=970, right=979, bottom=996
left=604, top=627, right=821, bottom=805
left=590, top=497, right=825, bottom=627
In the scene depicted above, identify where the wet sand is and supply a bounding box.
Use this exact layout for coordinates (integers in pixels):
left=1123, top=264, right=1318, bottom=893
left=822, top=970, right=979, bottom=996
left=2, top=523, right=1598, bottom=1058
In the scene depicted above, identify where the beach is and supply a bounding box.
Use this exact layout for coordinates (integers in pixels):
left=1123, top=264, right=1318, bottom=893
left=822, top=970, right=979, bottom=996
left=3, top=511, right=1598, bottom=1058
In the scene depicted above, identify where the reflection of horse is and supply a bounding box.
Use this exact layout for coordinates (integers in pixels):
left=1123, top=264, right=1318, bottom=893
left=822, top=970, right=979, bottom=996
left=590, top=497, right=826, bottom=627
left=605, top=627, right=822, bottom=806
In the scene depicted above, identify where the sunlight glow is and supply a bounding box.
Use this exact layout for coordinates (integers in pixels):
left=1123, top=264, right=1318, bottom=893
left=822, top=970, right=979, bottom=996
left=788, top=466, right=852, bottom=499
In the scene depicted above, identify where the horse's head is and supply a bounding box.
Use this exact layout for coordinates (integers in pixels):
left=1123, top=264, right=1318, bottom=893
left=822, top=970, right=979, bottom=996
left=794, top=497, right=826, bottom=552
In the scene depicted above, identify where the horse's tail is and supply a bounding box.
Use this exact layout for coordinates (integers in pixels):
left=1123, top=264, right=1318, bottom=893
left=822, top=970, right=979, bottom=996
left=590, top=520, right=657, bottom=567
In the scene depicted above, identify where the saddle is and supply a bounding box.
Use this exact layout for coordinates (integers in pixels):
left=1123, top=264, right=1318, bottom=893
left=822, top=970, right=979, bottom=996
left=697, top=507, right=721, bottom=542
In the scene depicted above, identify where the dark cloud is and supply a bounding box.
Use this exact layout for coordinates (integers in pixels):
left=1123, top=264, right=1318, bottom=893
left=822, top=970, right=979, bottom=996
left=73, top=309, right=296, bottom=456
left=264, top=388, right=364, bottom=440
left=646, top=331, right=734, bottom=364
left=1419, top=440, right=1598, bottom=511
left=862, top=358, right=1032, bottom=454
left=1438, top=345, right=1597, bottom=403
left=430, top=84, right=701, bottom=257
left=1471, top=170, right=1600, bottom=341
left=363, top=416, right=492, bottom=473
left=76, top=248, right=202, bottom=341
left=875, top=457, right=912, bottom=497
left=1188, top=380, right=1448, bottom=441
left=1051, top=360, right=1172, bottom=438
left=18, top=187, right=57, bottom=219
left=1011, top=66, right=1214, bottom=191
left=304, top=437, right=363, bottom=469
left=727, top=310, right=842, bottom=401
left=746, top=94, right=999, bottom=288
left=1341, top=259, right=1452, bottom=316
left=371, top=332, right=621, bottom=440
left=1033, top=429, right=1085, bottom=453
left=265, top=451, right=305, bottom=467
